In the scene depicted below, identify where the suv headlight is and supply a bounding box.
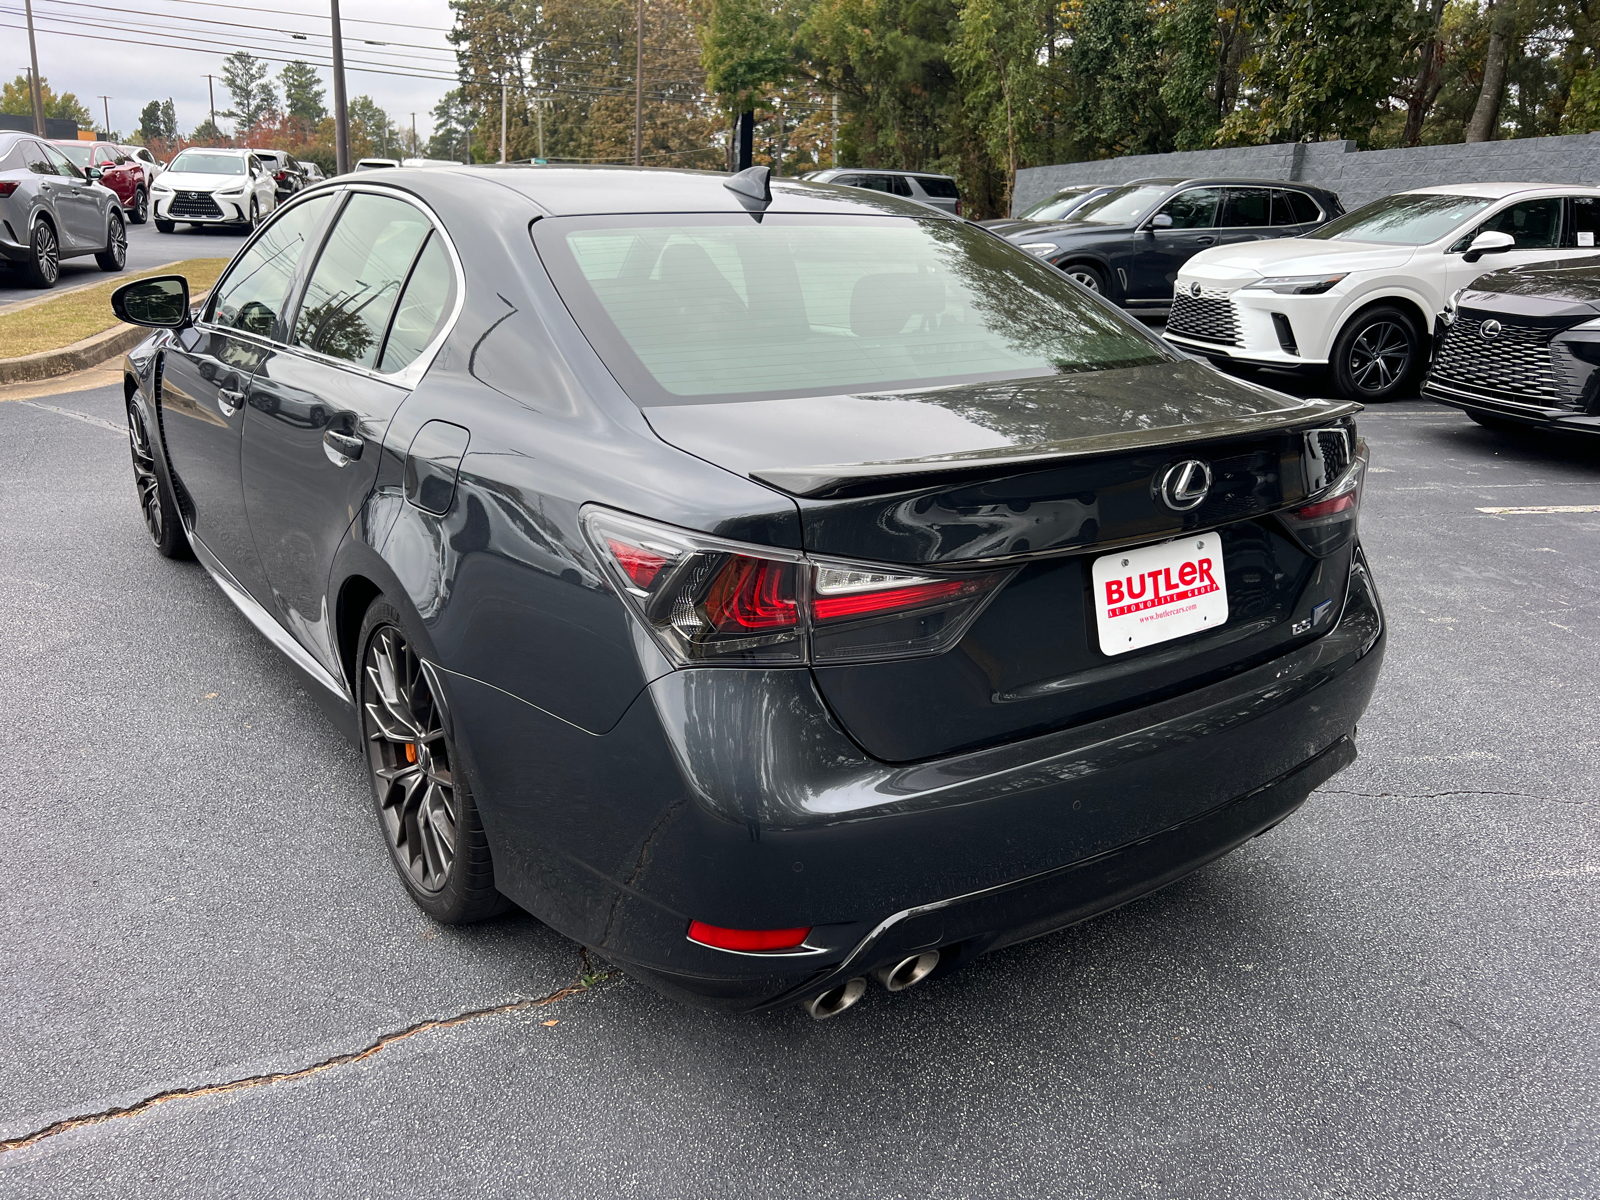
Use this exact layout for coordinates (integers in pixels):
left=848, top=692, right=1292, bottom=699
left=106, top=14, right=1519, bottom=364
left=217, top=183, right=246, bottom=195
left=1018, top=242, right=1059, bottom=258
left=1242, top=273, right=1348, bottom=295
left=152, top=180, right=173, bottom=193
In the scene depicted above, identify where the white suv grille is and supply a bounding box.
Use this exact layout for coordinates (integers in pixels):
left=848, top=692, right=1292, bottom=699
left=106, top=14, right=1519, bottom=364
left=1166, top=288, right=1241, bottom=347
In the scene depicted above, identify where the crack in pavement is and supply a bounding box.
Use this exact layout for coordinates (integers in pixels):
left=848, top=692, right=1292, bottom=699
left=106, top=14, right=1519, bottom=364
left=1320, top=788, right=1547, bottom=801
left=0, top=964, right=617, bottom=1156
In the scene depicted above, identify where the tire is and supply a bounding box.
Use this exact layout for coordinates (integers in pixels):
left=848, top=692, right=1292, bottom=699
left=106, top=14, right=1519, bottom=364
left=23, top=219, right=59, bottom=287
left=95, top=212, right=126, bottom=272
left=357, top=600, right=509, bottom=924
left=131, top=186, right=148, bottom=224
left=243, top=198, right=259, bottom=231
left=1330, top=305, right=1422, bottom=401
left=155, top=219, right=175, bottom=234
left=126, top=401, right=193, bottom=560
left=1059, top=261, right=1107, bottom=294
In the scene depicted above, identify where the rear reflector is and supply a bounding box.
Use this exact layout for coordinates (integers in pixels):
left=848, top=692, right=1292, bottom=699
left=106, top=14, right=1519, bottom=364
left=1292, top=492, right=1355, bottom=521
left=0, top=181, right=17, bottom=198
left=687, top=920, right=811, bottom=951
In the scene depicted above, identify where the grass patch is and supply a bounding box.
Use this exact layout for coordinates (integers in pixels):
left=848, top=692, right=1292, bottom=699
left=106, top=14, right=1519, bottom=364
left=0, top=258, right=230, bottom=359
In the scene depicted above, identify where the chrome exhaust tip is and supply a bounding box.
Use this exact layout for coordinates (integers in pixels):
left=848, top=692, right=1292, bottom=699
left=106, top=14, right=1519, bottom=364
left=871, top=950, right=941, bottom=992
left=803, top=977, right=867, bottom=1020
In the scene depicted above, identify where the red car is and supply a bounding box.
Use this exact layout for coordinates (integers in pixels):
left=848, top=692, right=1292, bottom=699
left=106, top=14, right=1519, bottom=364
left=51, top=140, right=149, bottom=224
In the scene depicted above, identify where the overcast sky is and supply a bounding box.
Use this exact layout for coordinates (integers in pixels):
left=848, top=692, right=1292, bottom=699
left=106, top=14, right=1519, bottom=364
left=16, top=0, right=459, bottom=140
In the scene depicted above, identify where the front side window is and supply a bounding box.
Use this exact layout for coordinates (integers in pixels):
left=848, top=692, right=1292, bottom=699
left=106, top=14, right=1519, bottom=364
left=1157, top=188, right=1222, bottom=229
left=1306, top=193, right=1495, bottom=245
left=1463, top=198, right=1561, bottom=250
left=209, top=195, right=333, bottom=338
left=41, top=144, right=82, bottom=178
left=536, top=213, right=1172, bottom=406
left=292, top=193, right=434, bottom=369
left=168, top=151, right=246, bottom=176
left=1221, top=187, right=1271, bottom=228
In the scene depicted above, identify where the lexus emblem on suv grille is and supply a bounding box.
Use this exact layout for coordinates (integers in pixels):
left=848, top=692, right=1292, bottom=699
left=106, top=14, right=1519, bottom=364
left=1155, top=459, right=1213, bottom=512
left=1480, top=319, right=1502, bottom=339
left=1190, top=281, right=1203, bottom=297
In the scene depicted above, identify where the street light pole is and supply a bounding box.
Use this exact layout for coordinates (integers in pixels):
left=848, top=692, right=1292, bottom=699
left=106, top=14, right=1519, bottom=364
left=330, top=0, right=351, bottom=174
left=98, top=95, right=110, bottom=140
left=23, top=0, right=45, bottom=136
left=633, top=0, right=642, bottom=166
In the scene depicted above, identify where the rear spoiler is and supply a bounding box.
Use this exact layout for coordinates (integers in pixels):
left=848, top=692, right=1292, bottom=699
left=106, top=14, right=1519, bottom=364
left=751, top=399, right=1362, bottom=499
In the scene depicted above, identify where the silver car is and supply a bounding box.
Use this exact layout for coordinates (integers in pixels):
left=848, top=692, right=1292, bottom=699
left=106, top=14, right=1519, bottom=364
left=802, top=167, right=963, bottom=215
left=151, top=147, right=277, bottom=233
left=0, top=130, right=127, bottom=288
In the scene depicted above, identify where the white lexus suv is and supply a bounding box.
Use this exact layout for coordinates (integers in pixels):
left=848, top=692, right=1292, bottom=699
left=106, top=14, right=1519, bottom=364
left=1164, top=183, right=1600, bottom=400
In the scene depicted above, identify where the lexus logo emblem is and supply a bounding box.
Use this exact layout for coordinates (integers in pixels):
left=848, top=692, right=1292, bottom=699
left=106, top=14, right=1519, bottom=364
left=1189, top=281, right=1203, bottom=297
left=1155, top=459, right=1213, bottom=512
left=1480, top=319, right=1502, bottom=339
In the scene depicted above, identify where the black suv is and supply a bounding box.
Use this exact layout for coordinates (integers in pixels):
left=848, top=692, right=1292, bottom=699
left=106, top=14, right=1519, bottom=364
left=999, top=177, right=1343, bottom=315
left=250, top=149, right=306, bottom=201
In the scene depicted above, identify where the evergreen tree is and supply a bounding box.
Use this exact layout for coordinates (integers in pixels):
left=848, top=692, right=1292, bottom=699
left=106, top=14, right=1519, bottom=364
left=221, top=51, right=278, bottom=136
left=281, top=61, right=327, bottom=123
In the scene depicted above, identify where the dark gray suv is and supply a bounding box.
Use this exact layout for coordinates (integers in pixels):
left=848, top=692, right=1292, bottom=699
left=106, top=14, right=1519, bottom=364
left=1002, top=177, right=1343, bottom=314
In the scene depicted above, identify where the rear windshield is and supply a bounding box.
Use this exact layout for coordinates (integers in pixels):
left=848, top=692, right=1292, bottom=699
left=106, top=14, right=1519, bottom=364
left=1304, top=193, right=1495, bottom=245
left=1063, top=183, right=1174, bottom=226
left=55, top=143, right=92, bottom=167
left=916, top=176, right=959, bottom=199
left=535, top=214, right=1171, bottom=406
left=169, top=151, right=246, bottom=175
left=1018, top=189, right=1093, bottom=221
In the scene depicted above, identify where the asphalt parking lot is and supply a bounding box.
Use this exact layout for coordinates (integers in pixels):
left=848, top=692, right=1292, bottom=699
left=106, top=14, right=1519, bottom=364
left=0, top=218, right=249, bottom=306
left=0, top=368, right=1596, bottom=1198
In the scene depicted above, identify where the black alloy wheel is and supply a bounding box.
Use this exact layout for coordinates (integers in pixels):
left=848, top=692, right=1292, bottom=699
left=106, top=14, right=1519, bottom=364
left=131, top=186, right=148, bottom=224
left=357, top=601, right=508, bottom=923
left=24, top=220, right=59, bottom=287
left=247, top=198, right=259, bottom=230
left=1061, top=262, right=1106, bottom=294
left=95, top=212, right=127, bottom=272
left=126, top=402, right=193, bottom=560
left=1331, top=305, right=1420, bottom=401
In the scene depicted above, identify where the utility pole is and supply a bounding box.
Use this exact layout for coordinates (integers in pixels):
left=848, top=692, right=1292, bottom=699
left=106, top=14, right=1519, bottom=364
left=499, top=83, right=507, bottom=163
left=633, top=0, right=642, bottom=166
left=330, top=0, right=351, bottom=174
left=832, top=94, right=839, bottom=168
left=97, top=95, right=110, bottom=140
left=203, top=74, right=217, bottom=141
left=410, top=112, right=416, bottom=157
left=23, top=0, right=45, bottom=136
left=536, top=97, right=544, bottom=160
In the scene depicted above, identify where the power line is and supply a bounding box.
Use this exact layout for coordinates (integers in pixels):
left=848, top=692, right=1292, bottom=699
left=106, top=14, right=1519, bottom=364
left=30, top=0, right=457, bottom=54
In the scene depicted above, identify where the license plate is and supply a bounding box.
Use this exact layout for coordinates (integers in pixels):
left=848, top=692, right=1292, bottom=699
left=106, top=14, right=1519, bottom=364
left=1091, top=537, right=1228, bottom=656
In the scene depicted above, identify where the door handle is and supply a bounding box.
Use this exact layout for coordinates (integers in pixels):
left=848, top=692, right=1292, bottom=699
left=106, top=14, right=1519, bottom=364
left=1197, top=236, right=1216, bottom=245
left=217, top=387, right=245, bottom=416
left=323, top=429, right=364, bottom=465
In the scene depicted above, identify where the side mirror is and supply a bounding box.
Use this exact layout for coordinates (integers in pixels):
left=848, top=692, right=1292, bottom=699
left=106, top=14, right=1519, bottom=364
left=85, top=166, right=103, bottom=181
left=1150, top=212, right=1174, bottom=229
left=1463, top=229, right=1515, bottom=263
left=111, top=275, right=192, bottom=329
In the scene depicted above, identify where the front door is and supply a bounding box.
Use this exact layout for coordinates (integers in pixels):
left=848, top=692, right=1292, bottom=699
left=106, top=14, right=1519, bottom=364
left=158, top=193, right=335, bottom=597
left=39, top=143, right=101, bottom=249
left=1446, top=196, right=1570, bottom=294
left=241, top=191, right=455, bottom=677
left=1127, top=187, right=1223, bottom=301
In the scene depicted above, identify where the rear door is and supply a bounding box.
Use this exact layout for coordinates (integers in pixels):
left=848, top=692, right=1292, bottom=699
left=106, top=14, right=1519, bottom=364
left=158, top=194, right=335, bottom=598
left=1128, top=187, right=1222, bottom=301
left=1217, top=187, right=1275, bottom=246
left=241, top=189, right=456, bottom=676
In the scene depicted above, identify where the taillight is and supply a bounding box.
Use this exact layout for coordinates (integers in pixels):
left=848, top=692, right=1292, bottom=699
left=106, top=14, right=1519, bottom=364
left=1278, top=437, right=1368, bottom=556
left=582, top=507, right=1012, bottom=666
left=0, top=181, right=17, bottom=198
left=954, top=199, right=962, bottom=217
left=687, top=920, right=811, bottom=951
left=274, top=171, right=287, bottom=180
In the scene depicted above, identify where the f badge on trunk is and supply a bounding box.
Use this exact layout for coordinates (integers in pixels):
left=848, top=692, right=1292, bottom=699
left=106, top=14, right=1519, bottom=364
left=1154, top=459, right=1213, bottom=512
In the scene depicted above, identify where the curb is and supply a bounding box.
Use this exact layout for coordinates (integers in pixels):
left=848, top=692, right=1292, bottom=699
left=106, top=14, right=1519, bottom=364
left=0, top=290, right=213, bottom=386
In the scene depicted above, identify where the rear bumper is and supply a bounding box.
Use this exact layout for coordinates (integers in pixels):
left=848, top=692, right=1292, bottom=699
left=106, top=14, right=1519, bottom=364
left=455, top=548, right=1385, bottom=1013
left=1425, top=381, right=1600, bottom=435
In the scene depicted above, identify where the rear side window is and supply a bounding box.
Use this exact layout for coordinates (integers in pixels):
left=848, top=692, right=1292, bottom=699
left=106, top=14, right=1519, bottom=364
left=852, top=175, right=912, bottom=197
left=1157, top=188, right=1222, bottom=229
left=1221, top=187, right=1271, bottom=227
left=209, top=195, right=333, bottom=338
left=1270, top=190, right=1307, bottom=226
left=378, top=233, right=456, bottom=373
left=21, top=141, right=53, bottom=175
left=916, top=176, right=959, bottom=199
left=1568, top=196, right=1600, bottom=248
left=40, top=144, right=81, bottom=178
left=292, top=193, right=433, bottom=369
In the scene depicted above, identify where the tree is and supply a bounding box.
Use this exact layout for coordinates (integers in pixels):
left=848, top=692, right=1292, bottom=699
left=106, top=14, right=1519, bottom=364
left=281, top=61, right=327, bottom=123
left=191, top=117, right=226, bottom=145
left=348, top=94, right=396, bottom=156
left=221, top=51, right=278, bottom=136
left=0, top=74, right=94, bottom=126
left=427, top=90, right=475, bottom=160
left=137, top=99, right=179, bottom=143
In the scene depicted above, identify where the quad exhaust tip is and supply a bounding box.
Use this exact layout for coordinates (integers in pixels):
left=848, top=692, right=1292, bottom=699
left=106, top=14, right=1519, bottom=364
left=803, top=977, right=867, bottom=1020
left=872, top=950, right=941, bottom=993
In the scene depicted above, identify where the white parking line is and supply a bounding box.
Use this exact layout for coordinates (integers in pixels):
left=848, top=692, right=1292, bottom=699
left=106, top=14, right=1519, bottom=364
left=17, top=400, right=123, bottom=434
left=1476, top=505, right=1600, bottom=515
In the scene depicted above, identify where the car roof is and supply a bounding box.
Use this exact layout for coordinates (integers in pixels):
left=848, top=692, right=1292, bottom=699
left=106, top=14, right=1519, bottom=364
left=176, top=146, right=250, bottom=156
left=815, top=167, right=956, bottom=180
left=350, top=164, right=961, bottom=219
left=1402, top=181, right=1600, bottom=199
left=1109, top=176, right=1333, bottom=191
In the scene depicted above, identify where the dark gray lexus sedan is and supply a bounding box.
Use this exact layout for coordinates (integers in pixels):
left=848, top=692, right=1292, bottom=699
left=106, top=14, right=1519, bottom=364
left=112, top=164, right=1384, bottom=1018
